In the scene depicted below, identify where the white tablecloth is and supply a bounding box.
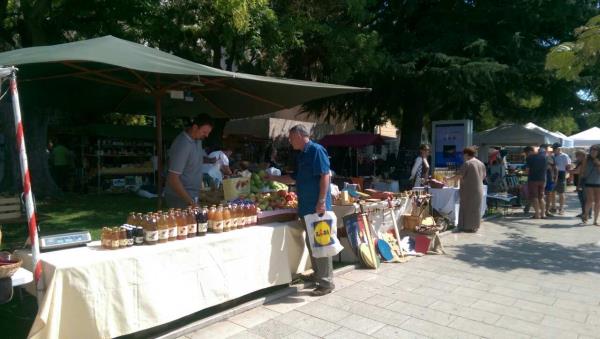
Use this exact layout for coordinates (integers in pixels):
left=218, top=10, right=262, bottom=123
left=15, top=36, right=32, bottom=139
left=415, top=186, right=487, bottom=225
left=17, top=222, right=310, bottom=339
left=11, top=267, right=33, bottom=286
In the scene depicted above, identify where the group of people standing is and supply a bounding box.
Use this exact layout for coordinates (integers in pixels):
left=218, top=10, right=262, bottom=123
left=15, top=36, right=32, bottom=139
left=524, top=143, right=570, bottom=219
left=525, top=142, right=600, bottom=224
left=165, top=117, right=335, bottom=296
left=410, top=144, right=487, bottom=233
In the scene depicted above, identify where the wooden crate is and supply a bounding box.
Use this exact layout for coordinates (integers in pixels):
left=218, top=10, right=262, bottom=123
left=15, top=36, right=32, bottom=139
left=0, top=196, right=23, bottom=223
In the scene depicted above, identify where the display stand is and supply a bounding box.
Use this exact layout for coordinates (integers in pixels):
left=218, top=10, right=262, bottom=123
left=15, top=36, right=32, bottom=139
left=84, top=138, right=156, bottom=192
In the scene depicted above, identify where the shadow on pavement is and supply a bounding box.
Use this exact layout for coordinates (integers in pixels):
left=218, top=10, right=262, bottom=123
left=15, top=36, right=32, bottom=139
left=453, top=194, right=600, bottom=274
left=538, top=223, right=587, bottom=229
left=452, top=231, right=600, bottom=274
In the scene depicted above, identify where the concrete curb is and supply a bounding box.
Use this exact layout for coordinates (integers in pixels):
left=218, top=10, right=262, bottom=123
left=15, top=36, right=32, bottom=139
left=157, top=264, right=358, bottom=339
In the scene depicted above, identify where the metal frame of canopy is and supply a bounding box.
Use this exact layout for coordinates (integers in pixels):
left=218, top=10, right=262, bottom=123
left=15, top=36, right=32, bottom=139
left=16, top=63, right=291, bottom=200
left=0, top=36, right=369, bottom=207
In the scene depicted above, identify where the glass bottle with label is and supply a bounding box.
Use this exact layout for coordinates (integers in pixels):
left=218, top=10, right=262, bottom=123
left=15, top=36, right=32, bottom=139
left=168, top=211, right=178, bottom=241
left=208, top=205, right=216, bottom=232
left=158, top=213, right=169, bottom=244
left=198, top=207, right=208, bottom=236
left=119, top=227, right=128, bottom=248
left=230, top=204, right=238, bottom=230
left=236, top=204, right=243, bottom=229
left=214, top=205, right=224, bottom=233
left=176, top=210, right=188, bottom=240
left=101, top=227, right=110, bottom=249
left=126, top=212, right=135, bottom=226
left=247, top=204, right=253, bottom=227
left=251, top=203, right=258, bottom=225
left=238, top=204, right=246, bottom=228
left=186, top=208, right=197, bottom=237
left=111, top=227, right=120, bottom=249
left=240, top=204, right=247, bottom=227
left=223, top=205, right=231, bottom=232
left=145, top=214, right=159, bottom=245
left=126, top=227, right=134, bottom=247
left=135, top=226, right=144, bottom=245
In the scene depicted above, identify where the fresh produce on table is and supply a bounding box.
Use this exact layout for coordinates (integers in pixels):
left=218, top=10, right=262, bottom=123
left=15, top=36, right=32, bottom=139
left=236, top=190, right=297, bottom=211
left=250, top=171, right=288, bottom=193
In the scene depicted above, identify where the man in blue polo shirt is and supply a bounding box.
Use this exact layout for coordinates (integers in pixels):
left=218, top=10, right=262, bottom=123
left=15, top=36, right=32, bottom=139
left=269, top=124, right=334, bottom=296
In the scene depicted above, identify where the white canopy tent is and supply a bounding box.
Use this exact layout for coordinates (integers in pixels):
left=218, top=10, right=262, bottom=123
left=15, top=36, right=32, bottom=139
left=569, top=127, right=600, bottom=147
left=524, top=122, right=574, bottom=147
left=474, top=123, right=562, bottom=163
left=475, top=123, right=562, bottom=146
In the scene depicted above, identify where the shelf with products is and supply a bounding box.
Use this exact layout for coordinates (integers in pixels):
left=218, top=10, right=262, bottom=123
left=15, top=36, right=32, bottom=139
left=83, top=138, right=157, bottom=192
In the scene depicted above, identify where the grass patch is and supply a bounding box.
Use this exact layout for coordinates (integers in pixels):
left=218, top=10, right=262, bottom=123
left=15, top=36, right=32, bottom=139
left=2, top=193, right=158, bottom=250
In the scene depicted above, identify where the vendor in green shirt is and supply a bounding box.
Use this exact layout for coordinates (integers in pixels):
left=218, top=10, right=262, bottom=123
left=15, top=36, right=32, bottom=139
left=50, top=139, right=73, bottom=191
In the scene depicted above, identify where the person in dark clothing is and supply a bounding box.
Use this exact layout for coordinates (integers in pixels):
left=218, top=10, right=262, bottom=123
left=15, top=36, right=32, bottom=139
left=524, top=146, right=548, bottom=219
left=580, top=145, right=600, bottom=225
left=570, top=150, right=591, bottom=219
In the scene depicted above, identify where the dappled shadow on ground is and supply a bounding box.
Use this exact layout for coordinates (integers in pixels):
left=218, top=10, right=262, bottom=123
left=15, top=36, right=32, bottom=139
left=453, top=196, right=600, bottom=274
left=538, top=223, right=588, bottom=229
left=452, top=232, right=600, bottom=274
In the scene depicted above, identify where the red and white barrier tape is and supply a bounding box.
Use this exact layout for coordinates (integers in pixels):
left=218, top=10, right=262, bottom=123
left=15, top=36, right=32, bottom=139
left=5, top=68, right=44, bottom=304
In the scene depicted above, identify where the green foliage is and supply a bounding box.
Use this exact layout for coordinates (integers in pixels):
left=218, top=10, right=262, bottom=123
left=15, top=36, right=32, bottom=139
left=0, top=0, right=598, bottom=147
left=540, top=115, right=579, bottom=135
left=294, top=1, right=598, bottom=145
left=577, top=111, right=600, bottom=131
left=476, top=103, right=499, bottom=132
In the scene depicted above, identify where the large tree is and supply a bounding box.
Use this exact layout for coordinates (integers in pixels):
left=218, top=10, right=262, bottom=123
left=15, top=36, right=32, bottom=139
left=545, top=14, right=600, bottom=132
left=284, top=1, right=598, bottom=145
left=2, top=0, right=599, bottom=195
left=0, top=0, right=281, bottom=196
left=0, top=0, right=158, bottom=196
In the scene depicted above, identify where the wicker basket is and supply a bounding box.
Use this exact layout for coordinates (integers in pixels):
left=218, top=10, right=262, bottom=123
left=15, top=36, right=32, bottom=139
left=0, top=258, right=22, bottom=279
left=402, top=215, right=421, bottom=232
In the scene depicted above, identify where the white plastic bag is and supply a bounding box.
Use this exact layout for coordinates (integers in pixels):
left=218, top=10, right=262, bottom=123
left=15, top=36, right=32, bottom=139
left=304, top=211, right=344, bottom=258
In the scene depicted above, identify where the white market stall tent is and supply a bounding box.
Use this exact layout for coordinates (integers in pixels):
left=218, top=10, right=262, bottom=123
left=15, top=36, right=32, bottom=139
left=569, top=127, right=600, bottom=147
left=474, top=123, right=562, bottom=147
left=474, top=123, right=563, bottom=163
left=524, top=122, right=574, bottom=147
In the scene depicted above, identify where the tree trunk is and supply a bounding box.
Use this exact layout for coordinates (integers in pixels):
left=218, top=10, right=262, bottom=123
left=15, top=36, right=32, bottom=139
left=22, top=107, right=62, bottom=198
left=395, top=101, right=425, bottom=190
left=399, top=101, right=424, bottom=149
left=0, top=103, right=19, bottom=193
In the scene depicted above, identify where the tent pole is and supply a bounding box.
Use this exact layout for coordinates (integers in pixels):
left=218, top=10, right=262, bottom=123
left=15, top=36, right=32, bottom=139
left=156, top=92, right=163, bottom=210
left=355, top=148, right=358, bottom=177
left=6, top=68, right=44, bottom=305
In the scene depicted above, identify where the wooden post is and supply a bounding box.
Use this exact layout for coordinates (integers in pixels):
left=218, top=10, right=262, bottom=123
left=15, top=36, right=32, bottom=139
left=156, top=92, right=163, bottom=210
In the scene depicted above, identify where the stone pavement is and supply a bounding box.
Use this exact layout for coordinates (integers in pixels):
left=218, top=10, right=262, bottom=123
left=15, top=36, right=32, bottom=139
left=180, top=193, right=600, bottom=339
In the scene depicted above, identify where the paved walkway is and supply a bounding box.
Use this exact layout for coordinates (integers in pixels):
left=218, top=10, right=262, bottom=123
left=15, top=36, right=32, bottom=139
left=181, top=193, right=600, bottom=338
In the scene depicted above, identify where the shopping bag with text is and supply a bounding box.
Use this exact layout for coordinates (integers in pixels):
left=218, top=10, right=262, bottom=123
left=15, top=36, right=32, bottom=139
left=304, top=211, right=344, bottom=258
